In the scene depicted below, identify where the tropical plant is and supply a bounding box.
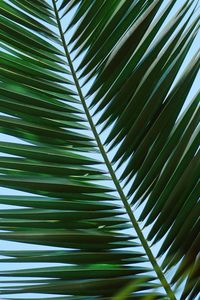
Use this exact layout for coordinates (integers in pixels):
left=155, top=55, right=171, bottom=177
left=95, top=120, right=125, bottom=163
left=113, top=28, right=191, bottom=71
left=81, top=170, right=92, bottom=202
left=0, top=0, right=199, bottom=299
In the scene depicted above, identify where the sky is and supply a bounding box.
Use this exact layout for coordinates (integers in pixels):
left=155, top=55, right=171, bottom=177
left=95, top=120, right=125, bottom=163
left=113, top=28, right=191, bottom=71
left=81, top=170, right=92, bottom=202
left=0, top=0, right=199, bottom=299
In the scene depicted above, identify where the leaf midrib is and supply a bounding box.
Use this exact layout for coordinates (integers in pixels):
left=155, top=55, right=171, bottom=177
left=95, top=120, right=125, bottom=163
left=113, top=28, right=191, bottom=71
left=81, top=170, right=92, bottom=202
left=51, top=1, right=176, bottom=299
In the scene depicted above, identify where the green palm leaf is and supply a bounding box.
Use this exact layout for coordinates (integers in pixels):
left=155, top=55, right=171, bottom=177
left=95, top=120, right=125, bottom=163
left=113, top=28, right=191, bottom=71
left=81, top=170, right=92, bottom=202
left=0, top=0, right=199, bottom=299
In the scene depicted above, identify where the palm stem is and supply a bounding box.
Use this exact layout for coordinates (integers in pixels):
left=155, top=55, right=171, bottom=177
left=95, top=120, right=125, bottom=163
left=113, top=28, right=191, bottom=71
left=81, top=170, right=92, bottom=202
left=52, top=1, right=176, bottom=299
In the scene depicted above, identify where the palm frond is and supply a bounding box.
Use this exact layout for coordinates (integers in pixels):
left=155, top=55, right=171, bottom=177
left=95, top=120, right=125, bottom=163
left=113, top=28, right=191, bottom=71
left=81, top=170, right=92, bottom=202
left=60, top=0, right=199, bottom=298
left=0, top=0, right=199, bottom=299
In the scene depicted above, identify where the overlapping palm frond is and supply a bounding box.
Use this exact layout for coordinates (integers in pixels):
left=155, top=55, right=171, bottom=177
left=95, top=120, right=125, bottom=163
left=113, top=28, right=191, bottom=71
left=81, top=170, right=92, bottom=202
left=0, top=0, right=199, bottom=299
left=60, top=0, right=199, bottom=299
